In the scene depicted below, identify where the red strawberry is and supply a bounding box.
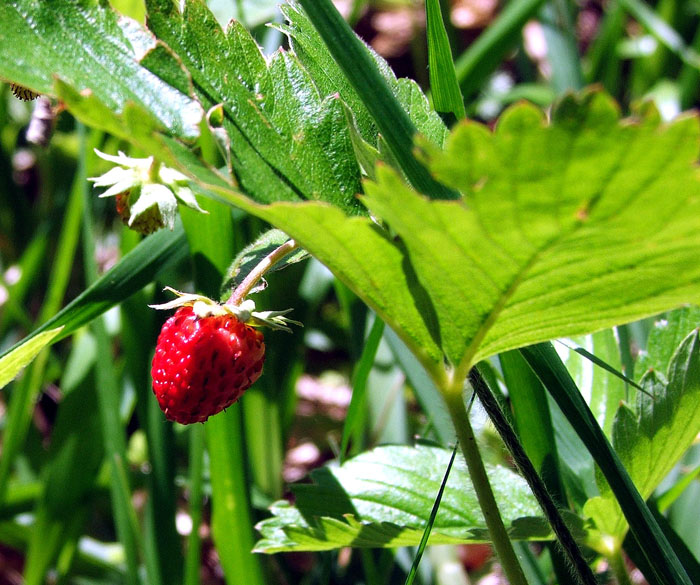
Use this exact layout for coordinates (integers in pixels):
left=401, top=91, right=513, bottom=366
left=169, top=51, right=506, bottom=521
left=151, top=305, right=265, bottom=424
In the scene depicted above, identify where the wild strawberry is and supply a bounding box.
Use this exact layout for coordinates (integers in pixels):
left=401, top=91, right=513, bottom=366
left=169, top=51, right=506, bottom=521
left=151, top=306, right=265, bottom=424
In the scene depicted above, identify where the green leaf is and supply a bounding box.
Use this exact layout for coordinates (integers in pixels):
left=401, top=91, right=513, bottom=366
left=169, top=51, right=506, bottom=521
left=636, top=307, right=700, bottom=379
left=376, top=91, right=700, bottom=369
left=289, top=0, right=457, bottom=199
left=221, top=229, right=308, bottom=299
left=280, top=1, right=449, bottom=148
left=425, top=0, right=466, bottom=120
left=0, top=327, right=64, bottom=390
left=144, top=0, right=363, bottom=211
left=521, top=342, right=693, bottom=585
left=254, top=444, right=549, bottom=552
left=584, top=329, right=700, bottom=544
left=0, top=0, right=202, bottom=140
left=200, top=91, right=700, bottom=382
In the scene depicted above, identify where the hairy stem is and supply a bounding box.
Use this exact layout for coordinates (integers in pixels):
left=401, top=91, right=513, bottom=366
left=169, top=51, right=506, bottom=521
left=442, top=385, right=529, bottom=585
left=226, top=239, right=299, bottom=306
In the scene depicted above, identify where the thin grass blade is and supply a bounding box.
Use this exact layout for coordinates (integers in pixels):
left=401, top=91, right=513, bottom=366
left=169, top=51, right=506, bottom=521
left=538, top=0, right=584, bottom=92
left=425, top=0, right=466, bottom=120
left=81, top=129, right=142, bottom=585
left=619, top=0, right=700, bottom=69
left=185, top=425, right=205, bottom=585
left=404, top=443, right=458, bottom=585
left=295, top=0, right=458, bottom=199
left=559, top=341, right=645, bottom=392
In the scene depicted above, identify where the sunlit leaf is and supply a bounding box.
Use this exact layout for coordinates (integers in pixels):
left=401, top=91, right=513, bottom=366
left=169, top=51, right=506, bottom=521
left=255, top=444, right=550, bottom=552
left=0, top=328, right=64, bottom=390
left=584, top=329, right=700, bottom=546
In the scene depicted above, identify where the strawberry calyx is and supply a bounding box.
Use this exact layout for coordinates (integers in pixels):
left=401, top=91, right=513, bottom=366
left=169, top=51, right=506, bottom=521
left=150, top=287, right=301, bottom=333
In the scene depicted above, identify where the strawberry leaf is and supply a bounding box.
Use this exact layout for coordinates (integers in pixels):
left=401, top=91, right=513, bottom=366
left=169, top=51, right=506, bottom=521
left=0, top=0, right=202, bottom=140
left=583, top=329, right=700, bottom=549
left=254, top=444, right=552, bottom=552
left=144, top=0, right=363, bottom=211
left=203, top=91, right=700, bottom=379
left=636, top=307, right=700, bottom=380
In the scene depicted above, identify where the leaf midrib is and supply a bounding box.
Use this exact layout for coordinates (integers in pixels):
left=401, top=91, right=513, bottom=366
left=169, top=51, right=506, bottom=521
left=456, top=118, right=689, bottom=375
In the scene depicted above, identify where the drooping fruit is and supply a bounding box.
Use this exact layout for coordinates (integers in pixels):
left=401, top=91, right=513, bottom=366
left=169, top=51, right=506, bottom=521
left=151, top=306, right=265, bottom=424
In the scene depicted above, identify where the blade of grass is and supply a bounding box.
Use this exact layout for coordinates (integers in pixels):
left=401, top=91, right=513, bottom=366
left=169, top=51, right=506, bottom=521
left=520, top=342, right=693, bottom=585
left=455, top=0, right=549, bottom=98
left=121, top=289, right=177, bottom=585
left=624, top=502, right=700, bottom=585
left=558, top=340, right=645, bottom=392
left=425, top=0, right=466, bottom=121
left=514, top=541, right=550, bottom=585
left=81, top=125, right=142, bottom=585
left=180, top=192, right=265, bottom=585
left=340, top=314, right=385, bottom=462
left=678, top=25, right=700, bottom=109
left=0, top=226, right=49, bottom=335
left=295, top=0, right=458, bottom=199
left=499, top=351, right=564, bottom=498
left=657, top=463, right=700, bottom=513
left=384, top=327, right=455, bottom=445
left=22, top=352, right=104, bottom=585
left=539, top=0, right=584, bottom=92
left=404, top=443, right=458, bottom=585
left=0, top=218, right=188, bottom=396
left=184, top=424, right=205, bottom=585
left=206, top=409, right=265, bottom=585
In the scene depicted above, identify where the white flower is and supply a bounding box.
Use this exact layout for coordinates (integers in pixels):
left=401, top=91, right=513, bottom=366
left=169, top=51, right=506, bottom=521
left=89, top=150, right=207, bottom=234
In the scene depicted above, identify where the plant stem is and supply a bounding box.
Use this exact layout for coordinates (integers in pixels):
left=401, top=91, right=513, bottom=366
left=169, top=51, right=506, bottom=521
left=469, top=368, right=598, bottom=585
left=442, top=385, right=529, bottom=585
left=226, top=239, right=299, bottom=306
left=609, top=549, right=633, bottom=585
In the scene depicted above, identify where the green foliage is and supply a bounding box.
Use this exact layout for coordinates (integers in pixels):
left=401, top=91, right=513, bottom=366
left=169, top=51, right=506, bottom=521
left=425, top=0, right=465, bottom=120
left=1, top=0, right=700, bottom=583
left=255, top=444, right=550, bottom=552
left=0, top=0, right=201, bottom=139
left=279, top=1, right=449, bottom=148
left=0, top=225, right=188, bottom=392
left=585, top=329, right=700, bottom=549
left=0, top=327, right=63, bottom=389
left=144, top=0, right=364, bottom=211
left=212, top=93, right=700, bottom=382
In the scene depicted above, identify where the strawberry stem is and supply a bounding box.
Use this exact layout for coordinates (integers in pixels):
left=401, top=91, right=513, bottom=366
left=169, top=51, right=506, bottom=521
left=226, top=239, right=300, bottom=306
